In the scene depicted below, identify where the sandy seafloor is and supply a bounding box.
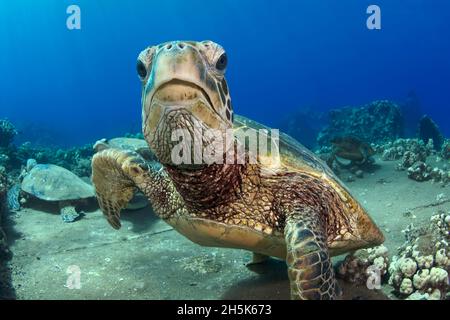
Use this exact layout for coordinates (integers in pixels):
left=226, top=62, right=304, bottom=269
left=2, top=155, right=449, bottom=300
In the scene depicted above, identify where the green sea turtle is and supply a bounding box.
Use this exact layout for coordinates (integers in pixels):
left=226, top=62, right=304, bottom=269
left=92, top=40, right=384, bottom=300
left=21, top=164, right=95, bottom=222
left=327, top=136, right=375, bottom=169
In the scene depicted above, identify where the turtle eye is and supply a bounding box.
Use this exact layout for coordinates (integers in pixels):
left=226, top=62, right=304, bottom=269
left=215, top=53, right=227, bottom=71
left=136, top=60, right=147, bottom=79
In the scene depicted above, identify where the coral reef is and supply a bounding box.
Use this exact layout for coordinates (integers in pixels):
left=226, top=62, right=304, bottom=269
left=0, top=119, right=18, bottom=169
left=0, top=164, right=14, bottom=299
left=2, top=141, right=93, bottom=178
left=0, top=166, right=8, bottom=256
left=15, top=144, right=93, bottom=177
left=317, top=100, right=403, bottom=147
left=388, top=212, right=450, bottom=300
left=442, top=140, right=450, bottom=160
left=407, top=162, right=432, bottom=182
left=378, top=138, right=430, bottom=162
left=377, top=138, right=449, bottom=184
left=0, top=119, right=18, bottom=148
left=337, top=245, right=389, bottom=286
left=418, top=115, right=444, bottom=151
left=0, top=118, right=93, bottom=178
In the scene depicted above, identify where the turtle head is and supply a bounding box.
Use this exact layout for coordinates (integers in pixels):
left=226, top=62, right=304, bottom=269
left=137, top=41, right=233, bottom=166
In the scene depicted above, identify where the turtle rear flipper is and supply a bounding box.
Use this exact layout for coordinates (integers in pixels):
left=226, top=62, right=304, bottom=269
left=92, top=149, right=150, bottom=229
left=284, top=207, right=338, bottom=300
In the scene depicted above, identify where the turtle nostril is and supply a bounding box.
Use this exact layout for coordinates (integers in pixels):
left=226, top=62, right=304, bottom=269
left=166, top=44, right=173, bottom=50
left=177, top=43, right=185, bottom=49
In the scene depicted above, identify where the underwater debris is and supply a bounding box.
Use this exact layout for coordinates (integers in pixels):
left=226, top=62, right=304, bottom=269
left=317, top=100, right=403, bottom=147
left=0, top=119, right=18, bottom=148
left=337, top=245, right=389, bottom=286
left=20, top=164, right=95, bottom=221
left=418, top=115, right=445, bottom=151
left=389, top=212, right=450, bottom=300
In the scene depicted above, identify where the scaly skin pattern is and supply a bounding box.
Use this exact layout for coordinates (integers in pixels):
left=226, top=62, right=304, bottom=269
left=284, top=206, right=336, bottom=300
left=92, top=40, right=384, bottom=300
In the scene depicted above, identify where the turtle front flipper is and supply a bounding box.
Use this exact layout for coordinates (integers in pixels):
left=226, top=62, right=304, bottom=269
left=284, top=207, right=338, bottom=300
left=92, top=149, right=151, bottom=229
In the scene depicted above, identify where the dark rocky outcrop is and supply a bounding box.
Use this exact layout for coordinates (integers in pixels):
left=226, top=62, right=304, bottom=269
left=317, top=100, right=403, bottom=147
left=418, top=115, right=445, bottom=151
left=400, top=91, right=423, bottom=138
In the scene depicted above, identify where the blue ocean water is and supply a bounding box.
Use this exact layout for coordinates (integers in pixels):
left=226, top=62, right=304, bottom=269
left=1, top=0, right=449, bottom=146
